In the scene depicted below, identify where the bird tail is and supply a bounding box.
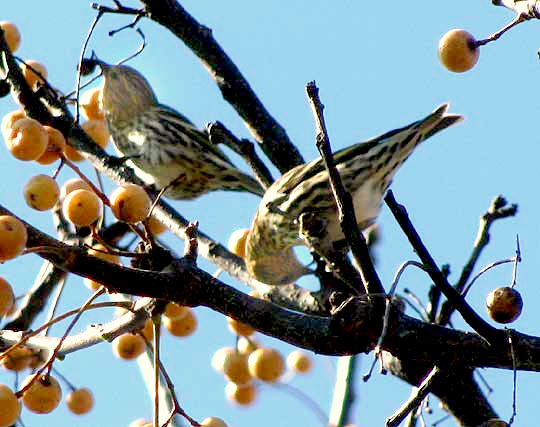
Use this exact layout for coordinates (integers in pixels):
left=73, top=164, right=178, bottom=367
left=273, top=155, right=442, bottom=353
left=421, top=103, right=464, bottom=140
left=221, top=170, right=266, bottom=197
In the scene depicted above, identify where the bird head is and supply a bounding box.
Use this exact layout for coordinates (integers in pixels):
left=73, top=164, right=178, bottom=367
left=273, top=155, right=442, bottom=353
left=97, top=61, right=158, bottom=123
left=246, top=247, right=311, bottom=286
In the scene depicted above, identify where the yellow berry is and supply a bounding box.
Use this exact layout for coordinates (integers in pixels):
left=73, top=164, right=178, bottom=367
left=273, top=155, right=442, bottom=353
left=141, top=318, right=154, bottom=341
left=80, top=87, right=105, bottom=121
left=60, top=177, right=92, bottom=200
left=227, top=228, right=249, bottom=258
left=81, top=119, right=109, bottom=149
left=438, top=29, right=479, bottom=73
left=129, top=419, right=151, bottom=427
left=0, top=384, right=20, bottom=426
left=147, top=216, right=167, bottom=235
left=112, top=333, right=146, bottom=360
left=201, top=417, right=228, bottom=427
left=237, top=336, right=259, bottom=355
left=0, top=21, right=21, bottom=53
left=23, top=174, right=59, bottom=211
left=222, top=351, right=251, bottom=385
left=225, top=382, right=257, bottom=406
left=66, top=387, right=94, bottom=415
left=62, top=189, right=101, bottom=227
left=164, top=302, right=189, bottom=320
left=1, top=345, right=32, bottom=371
left=211, top=347, right=235, bottom=373
left=64, top=144, right=86, bottom=162
left=21, top=60, right=47, bottom=89
left=110, top=184, right=152, bottom=224
left=4, top=117, right=48, bottom=161
left=286, top=350, right=313, bottom=374
left=1, top=110, right=25, bottom=137
left=163, top=308, right=197, bottom=337
left=0, top=277, right=15, bottom=317
left=486, top=287, right=523, bottom=324
left=227, top=317, right=254, bottom=337
left=88, top=244, right=120, bottom=264
left=36, top=126, right=66, bottom=165
left=0, top=215, right=27, bottom=261
left=248, top=348, right=285, bottom=383
left=21, top=373, right=62, bottom=414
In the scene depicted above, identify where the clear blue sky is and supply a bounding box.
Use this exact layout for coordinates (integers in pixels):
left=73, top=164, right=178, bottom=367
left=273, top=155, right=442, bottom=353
left=1, top=1, right=539, bottom=426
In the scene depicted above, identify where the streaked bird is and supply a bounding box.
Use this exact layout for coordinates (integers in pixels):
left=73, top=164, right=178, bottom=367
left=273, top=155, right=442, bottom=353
left=97, top=62, right=264, bottom=199
left=245, top=104, right=463, bottom=286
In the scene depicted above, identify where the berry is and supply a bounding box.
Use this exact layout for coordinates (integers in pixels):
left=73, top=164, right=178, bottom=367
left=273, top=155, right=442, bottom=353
left=248, top=348, right=285, bottom=382
left=36, top=126, right=66, bottom=164
left=163, top=307, right=197, bottom=337
left=1, top=346, right=32, bottom=371
left=21, top=60, right=47, bottom=89
left=64, top=144, right=86, bottom=162
left=80, top=87, right=105, bottom=121
left=0, top=277, right=15, bottom=317
left=23, top=174, right=59, bottom=211
left=225, top=382, right=257, bottom=406
left=486, top=287, right=523, bottom=324
left=110, top=184, right=152, bottom=224
left=164, top=302, right=188, bottom=320
left=237, top=336, right=259, bottom=355
left=112, top=333, right=146, bottom=360
left=147, top=216, right=167, bottom=235
left=4, top=117, right=48, bottom=161
left=21, top=373, right=62, bottom=414
left=286, top=350, right=313, bottom=374
left=0, top=21, right=21, bottom=53
left=211, top=347, right=235, bottom=373
left=201, top=416, right=228, bottom=427
left=60, top=178, right=92, bottom=200
left=0, top=384, right=20, bottom=426
left=227, top=317, right=254, bottom=337
left=0, top=215, right=27, bottom=261
left=438, top=29, right=479, bottom=73
left=62, top=189, right=101, bottom=227
left=81, top=119, right=109, bottom=149
left=222, top=351, right=251, bottom=385
left=66, top=387, right=94, bottom=415
left=1, top=110, right=25, bottom=137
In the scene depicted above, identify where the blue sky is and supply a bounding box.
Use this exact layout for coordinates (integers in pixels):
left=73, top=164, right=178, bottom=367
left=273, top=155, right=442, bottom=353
left=1, top=1, right=539, bottom=426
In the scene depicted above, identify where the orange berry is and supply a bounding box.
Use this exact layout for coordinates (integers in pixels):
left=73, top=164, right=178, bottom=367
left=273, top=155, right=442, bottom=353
left=62, top=189, right=101, bottom=227
left=0, top=21, right=21, bottom=53
left=0, top=277, right=15, bottom=317
left=227, top=317, right=254, bottom=337
left=112, top=333, right=146, bottom=360
left=60, top=177, right=91, bottom=200
left=1, top=345, right=32, bottom=371
left=21, top=373, right=62, bottom=414
left=141, top=318, right=154, bottom=341
left=438, top=29, right=479, bottom=73
left=201, top=417, right=228, bottom=427
left=486, top=287, right=523, bottom=324
left=0, top=384, right=20, bottom=426
left=81, top=119, right=109, bottom=149
left=0, top=215, right=27, bottom=261
left=237, top=336, right=259, bottom=355
left=4, top=117, right=47, bottom=161
left=88, top=244, right=120, bottom=264
left=222, top=351, right=251, bottom=385
left=21, top=60, right=47, bottom=89
left=36, top=126, right=66, bottom=164
left=1, top=110, right=25, bottom=137
left=147, top=215, right=167, bottom=235
left=163, top=308, right=197, bottom=337
left=64, top=144, right=86, bottom=162
left=286, top=350, right=313, bottom=374
left=66, top=387, right=94, bottom=415
left=164, top=302, right=189, bottom=320
left=110, top=184, right=152, bottom=224
left=248, top=348, right=285, bottom=383
left=211, top=347, right=235, bottom=373
left=80, top=87, right=104, bottom=120
left=23, top=174, right=59, bottom=211
left=227, top=228, right=249, bottom=258
left=225, top=382, right=257, bottom=406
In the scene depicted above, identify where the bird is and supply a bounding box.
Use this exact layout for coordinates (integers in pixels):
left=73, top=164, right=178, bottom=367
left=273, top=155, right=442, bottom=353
left=97, top=61, right=264, bottom=199
left=245, top=104, right=463, bottom=286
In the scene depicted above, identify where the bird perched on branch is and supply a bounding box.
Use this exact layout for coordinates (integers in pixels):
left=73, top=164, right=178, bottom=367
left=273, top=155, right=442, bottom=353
left=245, top=104, right=463, bottom=286
left=96, top=61, right=264, bottom=199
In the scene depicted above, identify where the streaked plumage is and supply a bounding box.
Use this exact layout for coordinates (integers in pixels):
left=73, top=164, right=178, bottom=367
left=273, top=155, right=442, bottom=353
left=98, top=62, right=264, bottom=199
left=245, top=104, right=463, bottom=286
